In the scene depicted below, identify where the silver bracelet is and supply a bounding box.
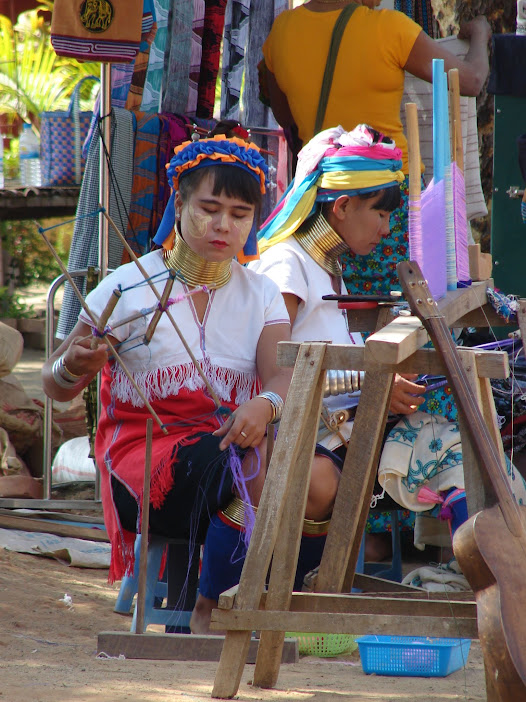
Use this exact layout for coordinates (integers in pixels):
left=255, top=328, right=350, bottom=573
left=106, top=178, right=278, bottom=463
left=324, top=369, right=364, bottom=398
left=52, top=356, right=84, bottom=390
left=256, top=390, right=284, bottom=424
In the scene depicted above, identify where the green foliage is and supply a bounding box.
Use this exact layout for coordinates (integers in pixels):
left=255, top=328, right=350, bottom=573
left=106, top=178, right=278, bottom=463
left=1, top=218, right=72, bottom=287
left=0, top=286, right=34, bottom=318
left=0, top=2, right=99, bottom=133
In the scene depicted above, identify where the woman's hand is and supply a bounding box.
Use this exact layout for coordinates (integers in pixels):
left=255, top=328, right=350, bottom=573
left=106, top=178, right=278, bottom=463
left=389, top=373, right=426, bottom=415
left=63, top=335, right=109, bottom=378
left=213, top=397, right=272, bottom=451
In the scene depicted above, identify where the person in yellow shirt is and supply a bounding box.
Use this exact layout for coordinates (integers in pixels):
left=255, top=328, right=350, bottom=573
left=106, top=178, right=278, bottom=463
left=261, top=0, right=491, bottom=295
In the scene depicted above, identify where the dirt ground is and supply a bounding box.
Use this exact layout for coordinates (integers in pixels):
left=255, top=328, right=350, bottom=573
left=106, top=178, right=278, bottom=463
left=0, top=544, right=488, bottom=702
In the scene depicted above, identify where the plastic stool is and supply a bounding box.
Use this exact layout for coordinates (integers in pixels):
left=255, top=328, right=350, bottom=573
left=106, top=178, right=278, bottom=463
left=114, top=535, right=200, bottom=633
left=363, top=509, right=403, bottom=582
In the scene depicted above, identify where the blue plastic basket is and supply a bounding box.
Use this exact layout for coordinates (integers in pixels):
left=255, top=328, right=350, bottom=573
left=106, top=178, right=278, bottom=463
left=356, top=635, right=471, bottom=677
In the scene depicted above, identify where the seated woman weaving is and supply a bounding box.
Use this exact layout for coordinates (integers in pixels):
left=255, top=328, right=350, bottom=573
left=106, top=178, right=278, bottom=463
left=42, top=136, right=341, bottom=629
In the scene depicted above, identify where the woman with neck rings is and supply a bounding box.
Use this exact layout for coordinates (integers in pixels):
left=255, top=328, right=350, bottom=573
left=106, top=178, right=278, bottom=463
left=261, top=0, right=492, bottom=296
left=42, top=136, right=339, bottom=631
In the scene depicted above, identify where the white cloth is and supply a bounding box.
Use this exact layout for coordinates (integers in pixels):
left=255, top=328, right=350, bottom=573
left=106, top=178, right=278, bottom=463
left=400, top=35, right=488, bottom=222
left=249, top=238, right=362, bottom=449
left=249, top=237, right=363, bottom=347
left=80, top=250, right=289, bottom=407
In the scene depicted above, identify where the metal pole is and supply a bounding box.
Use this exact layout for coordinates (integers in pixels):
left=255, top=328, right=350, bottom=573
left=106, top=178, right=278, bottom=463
left=98, top=62, right=111, bottom=280
left=95, top=61, right=112, bottom=501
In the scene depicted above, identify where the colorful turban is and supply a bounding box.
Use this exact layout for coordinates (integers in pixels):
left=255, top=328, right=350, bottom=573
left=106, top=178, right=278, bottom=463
left=153, top=135, right=269, bottom=263
left=258, top=124, right=405, bottom=252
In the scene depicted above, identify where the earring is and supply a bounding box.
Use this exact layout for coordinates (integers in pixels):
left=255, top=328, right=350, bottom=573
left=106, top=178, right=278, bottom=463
left=175, top=210, right=181, bottom=221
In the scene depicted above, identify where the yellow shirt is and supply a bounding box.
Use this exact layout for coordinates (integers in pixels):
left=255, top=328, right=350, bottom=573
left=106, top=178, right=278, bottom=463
left=262, top=5, right=422, bottom=174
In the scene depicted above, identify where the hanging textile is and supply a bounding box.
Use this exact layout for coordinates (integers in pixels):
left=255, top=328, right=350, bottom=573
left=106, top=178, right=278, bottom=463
left=186, top=0, right=206, bottom=115
left=220, top=0, right=251, bottom=121
left=243, top=0, right=274, bottom=129
left=161, top=0, right=193, bottom=113
left=141, top=0, right=171, bottom=111
left=154, top=114, right=191, bottom=235
left=395, top=0, right=438, bottom=38
left=125, top=113, right=162, bottom=257
left=125, top=0, right=158, bottom=110
left=196, top=0, right=228, bottom=119
left=57, top=108, right=135, bottom=339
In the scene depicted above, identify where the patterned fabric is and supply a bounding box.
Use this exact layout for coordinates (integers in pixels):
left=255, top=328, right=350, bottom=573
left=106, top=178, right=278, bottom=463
left=196, top=0, right=228, bottom=119
left=125, top=113, right=162, bottom=256
left=161, top=0, right=193, bottom=114
left=378, top=411, right=463, bottom=512
left=220, top=0, right=251, bottom=121
left=187, top=0, right=206, bottom=115
left=366, top=510, right=414, bottom=534
left=56, top=108, right=135, bottom=339
left=125, top=0, right=158, bottom=111
left=486, top=288, right=520, bottom=324
left=141, top=0, right=170, bottom=111
left=154, top=114, right=190, bottom=236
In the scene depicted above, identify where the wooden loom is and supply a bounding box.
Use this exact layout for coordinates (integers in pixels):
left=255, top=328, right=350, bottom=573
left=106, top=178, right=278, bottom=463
left=210, top=77, right=526, bottom=700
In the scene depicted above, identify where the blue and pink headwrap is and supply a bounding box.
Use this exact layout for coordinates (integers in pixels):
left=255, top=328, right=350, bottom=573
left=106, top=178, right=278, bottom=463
left=153, top=135, right=269, bottom=263
left=258, top=124, right=404, bottom=252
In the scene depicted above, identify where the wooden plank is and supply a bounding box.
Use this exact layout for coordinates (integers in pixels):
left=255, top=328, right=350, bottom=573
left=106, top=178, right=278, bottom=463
left=0, top=509, right=104, bottom=525
left=0, top=513, right=108, bottom=541
left=211, top=609, right=479, bottom=640
left=0, top=499, right=102, bottom=511
left=365, top=281, right=492, bottom=365
left=254, top=352, right=326, bottom=688
left=277, top=342, right=509, bottom=379
left=352, top=573, right=424, bottom=593
left=97, top=632, right=299, bottom=663
left=212, top=343, right=327, bottom=699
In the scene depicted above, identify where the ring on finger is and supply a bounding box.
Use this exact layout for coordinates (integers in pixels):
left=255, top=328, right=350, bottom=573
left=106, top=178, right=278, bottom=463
left=240, top=430, right=248, bottom=438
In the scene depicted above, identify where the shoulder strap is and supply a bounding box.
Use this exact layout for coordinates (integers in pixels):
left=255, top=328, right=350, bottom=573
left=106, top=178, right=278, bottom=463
left=313, top=2, right=358, bottom=136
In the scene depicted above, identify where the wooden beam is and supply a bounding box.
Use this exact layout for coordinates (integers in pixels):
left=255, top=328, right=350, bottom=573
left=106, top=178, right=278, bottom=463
left=211, top=609, right=478, bottom=639
left=277, top=342, right=509, bottom=379
left=0, top=512, right=108, bottom=541
left=97, top=632, right=299, bottom=663
left=365, top=281, right=493, bottom=365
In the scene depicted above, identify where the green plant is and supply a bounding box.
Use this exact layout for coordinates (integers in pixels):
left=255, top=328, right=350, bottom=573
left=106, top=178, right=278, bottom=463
left=0, top=286, right=34, bottom=318
left=0, top=2, right=99, bottom=133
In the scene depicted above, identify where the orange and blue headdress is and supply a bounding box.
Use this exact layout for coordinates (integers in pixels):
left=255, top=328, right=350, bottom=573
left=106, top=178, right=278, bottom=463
left=258, top=124, right=405, bottom=252
left=153, top=135, right=269, bottom=262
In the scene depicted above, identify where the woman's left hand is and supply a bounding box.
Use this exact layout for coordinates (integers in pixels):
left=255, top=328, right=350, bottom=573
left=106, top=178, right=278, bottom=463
left=213, top=397, right=272, bottom=450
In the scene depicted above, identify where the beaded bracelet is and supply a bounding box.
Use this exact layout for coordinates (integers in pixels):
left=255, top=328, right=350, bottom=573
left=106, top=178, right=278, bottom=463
left=324, top=369, right=364, bottom=398
left=256, top=390, right=284, bottom=424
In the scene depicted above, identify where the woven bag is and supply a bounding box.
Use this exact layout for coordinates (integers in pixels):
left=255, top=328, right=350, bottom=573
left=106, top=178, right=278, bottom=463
left=51, top=0, right=143, bottom=63
left=40, top=76, right=99, bottom=187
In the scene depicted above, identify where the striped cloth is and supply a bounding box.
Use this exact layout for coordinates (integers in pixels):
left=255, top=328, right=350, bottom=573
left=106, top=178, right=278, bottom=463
left=125, top=0, right=158, bottom=111
left=196, top=0, right=228, bottom=119
left=57, top=108, right=135, bottom=339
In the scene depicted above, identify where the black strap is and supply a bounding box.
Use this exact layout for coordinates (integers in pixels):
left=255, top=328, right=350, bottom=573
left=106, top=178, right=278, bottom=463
left=313, top=3, right=358, bottom=136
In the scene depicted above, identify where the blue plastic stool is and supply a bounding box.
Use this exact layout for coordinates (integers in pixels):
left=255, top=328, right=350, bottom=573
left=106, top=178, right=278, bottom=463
left=114, top=535, right=200, bottom=633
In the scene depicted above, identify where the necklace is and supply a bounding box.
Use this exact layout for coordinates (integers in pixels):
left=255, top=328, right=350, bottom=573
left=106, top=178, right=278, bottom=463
left=163, top=229, right=232, bottom=289
left=293, top=212, right=348, bottom=277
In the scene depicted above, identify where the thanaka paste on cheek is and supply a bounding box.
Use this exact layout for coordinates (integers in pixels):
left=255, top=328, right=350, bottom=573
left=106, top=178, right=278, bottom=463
left=185, top=204, right=210, bottom=240
left=231, top=216, right=253, bottom=243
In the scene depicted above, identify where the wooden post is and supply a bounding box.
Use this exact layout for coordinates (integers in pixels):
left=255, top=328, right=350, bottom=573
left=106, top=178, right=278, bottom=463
left=135, top=419, right=153, bottom=635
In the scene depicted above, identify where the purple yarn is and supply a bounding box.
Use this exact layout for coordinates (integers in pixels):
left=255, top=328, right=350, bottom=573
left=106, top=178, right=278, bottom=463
left=227, top=443, right=259, bottom=549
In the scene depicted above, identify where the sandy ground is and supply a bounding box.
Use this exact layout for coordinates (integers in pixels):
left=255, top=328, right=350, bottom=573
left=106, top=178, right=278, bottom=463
left=0, top=546, right=488, bottom=702
left=1, top=297, right=488, bottom=702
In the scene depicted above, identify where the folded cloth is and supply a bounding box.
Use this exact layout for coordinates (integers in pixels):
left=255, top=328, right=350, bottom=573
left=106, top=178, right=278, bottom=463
left=401, top=36, right=487, bottom=221
left=402, top=559, right=470, bottom=592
